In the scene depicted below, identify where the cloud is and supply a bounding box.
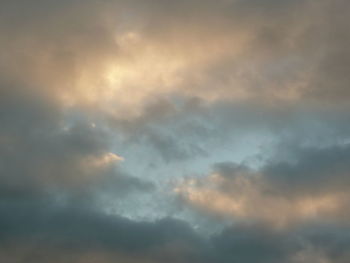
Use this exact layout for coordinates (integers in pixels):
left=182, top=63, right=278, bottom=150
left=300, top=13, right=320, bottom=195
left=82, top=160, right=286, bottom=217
left=176, top=143, right=350, bottom=228
left=0, top=199, right=206, bottom=263
left=0, top=83, right=153, bottom=207
left=1, top=0, right=350, bottom=262
left=2, top=0, right=349, bottom=120
left=1, top=198, right=350, bottom=263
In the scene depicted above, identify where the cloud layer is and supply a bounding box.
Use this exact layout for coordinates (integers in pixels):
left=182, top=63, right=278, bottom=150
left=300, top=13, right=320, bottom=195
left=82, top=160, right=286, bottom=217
left=1, top=0, right=350, bottom=262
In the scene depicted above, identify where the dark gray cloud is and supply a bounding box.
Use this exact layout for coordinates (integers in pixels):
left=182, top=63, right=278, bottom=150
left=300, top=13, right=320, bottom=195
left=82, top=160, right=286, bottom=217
left=0, top=201, right=204, bottom=263
left=1, top=199, right=350, bottom=263
left=0, top=82, right=153, bottom=203
left=264, top=143, right=350, bottom=195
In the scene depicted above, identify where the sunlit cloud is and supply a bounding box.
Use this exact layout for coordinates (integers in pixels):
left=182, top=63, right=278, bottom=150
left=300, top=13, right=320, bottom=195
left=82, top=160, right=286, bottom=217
left=176, top=171, right=345, bottom=228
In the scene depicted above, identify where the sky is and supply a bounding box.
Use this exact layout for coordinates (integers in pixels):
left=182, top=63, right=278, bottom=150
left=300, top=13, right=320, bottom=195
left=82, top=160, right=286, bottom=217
left=0, top=0, right=350, bottom=262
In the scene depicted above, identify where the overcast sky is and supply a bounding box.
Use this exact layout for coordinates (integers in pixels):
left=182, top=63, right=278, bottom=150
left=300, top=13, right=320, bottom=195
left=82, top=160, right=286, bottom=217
left=1, top=0, right=350, bottom=262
